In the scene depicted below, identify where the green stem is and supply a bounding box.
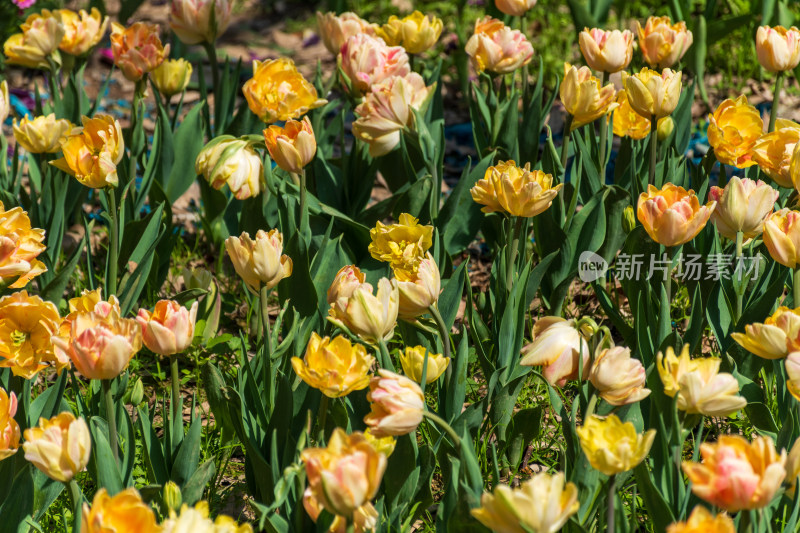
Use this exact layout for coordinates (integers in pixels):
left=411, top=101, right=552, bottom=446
left=423, top=411, right=462, bottom=451
left=317, top=395, right=329, bottom=444
left=505, top=216, right=523, bottom=289
left=104, top=189, right=118, bottom=297
left=170, top=354, right=181, bottom=429
left=607, top=475, right=616, bottom=532
left=735, top=231, right=744, bottom=322
left=102, top=379, right=118, bottom=466
left=564, top=155, right=583, bottom=231
left=299, top=169, right=308, bottom=236
left=648, top=115, right=658, bottom=185
left=559, top=115, right=573, bottom=226
left=428, top=305, right=452, bottom=369
left=769, top=71, right=785, bottom=133
left=597, top=72, right=608, bottom=171
left=203, top=41, right=221, bottom=135
left=66, top=479, right=83, bottom=531
left=794, top=268, right=800, bottom=309
left=378, top=339, right=393, bottom=371
left=259, top=285, right=272, bottom=356
left=584, top=393, right=598, bottom=421
left=659, top=247, right=674, bottom=342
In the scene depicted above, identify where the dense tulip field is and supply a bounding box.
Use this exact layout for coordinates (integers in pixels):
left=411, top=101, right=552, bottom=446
left=5, top=0, right=800, bottom=530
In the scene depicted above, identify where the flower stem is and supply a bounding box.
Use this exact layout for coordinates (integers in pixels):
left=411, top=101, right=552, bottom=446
left=378, top=339, right=393, bottom=371
left=769, top=71, right=785, bottom=133
left=317, top=395, right=329, bottom=444
left=597, top=72, right=608, bottom=172
left=170, top=354, right=181, bottom=431
left=203, top=41, right=221, bottom=135
left=607, top=475, right=616, bottom=532
left=259, top=285, right=272, bottom=357
left=505, top=216, right=523, bottom=290
left=794, top=267, right=800, bottom=309
left=66, top=479, right=83, bottom=529
left=105, top=188, right=118, bottom=297
left=648, top=115, right=658, bottom=186
left=584, top=393, right=598, bottom=420
left=423, top=411, right=462, bottom=452
left=299, top=169, right=308, bottom=236
left=102, top=379, right=119, bottom=466
left=560, top=114, right=573, bottom=172
left=735, top=231, right=744, bottom=322
left=428, top=304, right=452, bottom=368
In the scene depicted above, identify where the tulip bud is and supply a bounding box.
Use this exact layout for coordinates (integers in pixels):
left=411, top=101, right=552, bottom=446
left=622, top=205, right=636, bottom=233
left=763, top=209, right=800, bottom=268
left=731, top=306, right=800, bottom=360
left=471, top=161, right=563, bottom=218
left=756, top=25, right=800, bottom=73
left=224, top=230, right=293, bottom=292
left=396, top=254, right=441, bottom=319
left=589, top=346, right=650, bottom=406
left=51, top=114, right=125, bottom=189
left=495, top=0, right=537, bottom=17
left=637, top=183, right=715, bottom=247
left=82, top=488, right=161, bottom=533
left=163, top=481, right=183, bottom=513
left=195, top=137, right=263, bottom=200
left=316, top=11, right=375, bottom=55
left=636, top=16, right=693, bottom=68
left=519, top=317, right=591, bottom=387
left=399, top=345, right=450, bottom=384
left=243, top=58, right=327, bottom=123
left=577, top=414, right=655, bottom=476
left=110, top=22, right=169, bottom=82
left=471, top=472, right=579, bottom=533
left=622, top=67, right=682, bottom=120
left=578, top=28, right=633, bottom=73
left=657, top=116, right=674, bottom=140
left=0, top=388, right=20, bottom=461
left=13, top=114, right=73, bottom=154
left=683, top=435, right=786, bottom=511
left=364, top=370, right=425, bottom=437
left=707, top=95, right=763, bottom=168
left=23, top=412, right=91, bottom=482
left=339, top=33, right=411, bottom=97
left=151, top=58, right=193, bottom=98
left=667, top=506, right=735, bottom=533
left=129, top=377, right=144, bottom=406
left=708, top=177, right=777, bottom=241
left=136, top=300, right=198, bottom=356
left=376, top=11, right=443, bottom=54
left=291, top=333, right=374, bottom=398
left=170, top=0, right=233, bottom=45
left=465, top=16, right=534, bottom=75
left=263, top=116, right=317, bottom=175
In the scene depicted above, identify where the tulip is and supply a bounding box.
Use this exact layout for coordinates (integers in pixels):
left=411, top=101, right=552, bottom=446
left=622, top=67, right=682, bottom=120
left=396, top=253, right=441, bottom=319
left=368, top=213, right=433, bottom=279
left=352, top=73, right=433, bottom=157
left=170, top=0, right=232, bottom=45
left=465, top=16, right=534, bottom=75
left=57, top=8, right=108, bottom=56
left=242, top=58, right=327, bottom=123
left=471, top=471, right=579, bottom=533
left=683, top=435, right=786, bottom=511
left=763, top=209, right=800, bottom=268
left=23, top=412, right=91, bottom=483
left=82, top=488, right=161, bottom=533
left=0, top=201, right=47, bottom=290
left=136, top=300, right=198, bottom=356
left=751, top=119, right=800, bottom=188
left=675, top=359, right=747, bottom=417
left=495, top=0, right=537, bottom=17
left=51, top=309, right=142, bottom=380
left=301, top=428, right=387, bottom=519
left=707, top=96, right=763, bottom=169
left=786, top=430, right=800, bottom=495
left=291, top=333, right=375, bottom=398
left=195, top=137, right=263, bottom=200
left=636, top=16, right=694, bottom=68
left=471, top=160, right=563, bottom=217
left=579, top=28, right=634, bottom=73
left=363, top=429, right=396, bottom=458
left=162, top=501, right=253, bottom=532
left=658, top=117, right=675, bottom=141
left=756, top=25, right=800, bottom=72
left=224, top=230, right=293, bottom=293
left=151, top=58, right=193, bottom=98
left=327, top=265, right=368, bottom=318
left=110, top=22, right=169, bottom=82
left=3, top=11, right=64, bottom=69
left=399, top=345, right=449, bottom=384
left=51, top=114, right=125, bottom=189
left=376, top=11, right=443, bottom=54
left=636, top=183, right=715, bottom=247
left=785, top=352, right=800, bottom=401
left=364, top=370, right=425, bottom=437
left=339, top=33, right=410, bottom=97
left=0, top=388, right=20, bottom=461
left=732, top=306, right=800, bottom=359
left=561, top=63, right=618, bottom=130
left=589, top=346, right=650, bottom=406
left=657, top=344, right=719, bottom=396
left=709, top=177, right=777, bottom=241
left=263, top=116, right=317, bottom=175
left=13, top=114, right=73, bottom=154
left=0, top=81, right=9, bottom=127
left=666, top=506, right=735, bottom=533
left=612, top=90, right=652, bottom=140
left=0, top=290, right=62, bottom=379
left=328, top=277, right=399, bottom=344
left=182, top=267, right=213, bottom=291
left=316, top=11, right=375, bottom=55
left=576, top=414, right=656, bottom=476
left=303, top=489, right=378, bottom=533
left=520, top=317, right=592, bottom=387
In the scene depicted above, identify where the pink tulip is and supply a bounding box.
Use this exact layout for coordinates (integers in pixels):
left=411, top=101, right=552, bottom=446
left=136, top=300, right=198, bottom=356
left=339, top=33, right=410, bottom=97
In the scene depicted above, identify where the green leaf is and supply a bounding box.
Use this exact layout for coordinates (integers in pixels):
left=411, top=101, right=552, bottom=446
left=89, top=417, right=124, bottom=495
left=181, top=459, right=216, bottom=505
left=439, top=151, right=495, bottom=255
left=170, top=416, right=202, bottom=487
left=164, top=105, right=205, bottom=202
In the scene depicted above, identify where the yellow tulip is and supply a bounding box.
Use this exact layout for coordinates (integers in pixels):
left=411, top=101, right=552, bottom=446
left=667, top=506, right=735, bottom=533
left=0, top=81, right=9, bottom=127
left=291, top=333, right=374, bottom=398
left=708, top=177, right=777, bottom=241
left=242, top=58, right=327, bottom=123
left=787, top=352, right=800, bottom=401
left=13, top=114, right=73, bottom=154
left=376, top=11, right=443, bottom=54
left=23, top=412, right=91, bottom=482
left=224, top=230, right=293, bottom=293
left=471, top=471, right=579, bottom=533
left=328, top=277, right=399, bottom=344
left=560, top=63, right=617, bottom=129
left=683, top=435, right=786, bottom=511
left=396, top=253, right=441, bottom=319
left=756, top=25, right=800, bottom=73
left=263, top=116, right=317, bottom=175
left=363, top=428, right=396, bottom=458
left=110, top=22, right=169, bottom=82
left=57, top=8, right=108, bottom=56
left=4, top=11, right=64, bottom=69
left=612, top=90, right=651, bottom=140
left=51, top=114, right=124, bottom=189
left=495, top=0, right=537, bottom=17
left=579, top=28, right=634, bottom=73
left=327, top=265, right=368, bottom=319
left=622, top=67, right=682, bottom=120
left=674, top=359, right=746, bottom=417
left=0, top=201, right=48, bottom=289
left=465, top=16, right=534, bottom=75
left=471, top=160, right=563, bottom=217
left=589, top=346, right=650, bottom=406
left=0, top=388, right=20, bottom=461
left=82, top=488, right=161, bottom=533
left=316, top=11, right=375, bottom=55
left=751, top=119, right=800, bottom=188
left=151, top=58, right=193, bottom=98
left=303, top=489, right=378, bottom=533
left=170, top=0, right=233, bottom=46
left=364, top=370, right=425, bottom=437
left=707, top=95, right=763, bottom=168
left=163, top=501, right=252, bottom=532
left=0, top=290, right=62, bottom=379
left=399, top=345, right=449, bottom=384
left=732, top=306, right=800, bottom=359
left=301, top=428, right=387, bottom=520
left=368, top=213, right=433, bottom=279
left=636, top=16, right=693, bottom=69
left=636, top=183, right=715, bottom=247
left=195, top=137, right=263, bottom=200
left=576, top=414, right=655, bottom=476
left=763, top=209, right=800, bottom=268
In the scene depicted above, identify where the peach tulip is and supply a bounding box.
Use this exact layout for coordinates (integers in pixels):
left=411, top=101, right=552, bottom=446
left=636, top=16, right=693, bottom=69
left=170, top=0, right=232, bottom=45
left=519, top=317, right=591, bottom=387
left=756, top=25, right=800, bottom=72
left=316, top=11, right=375, bottom=55
left=732, top=306, right=800, bottom=359
left=339, top=33, right=410, bottom=97
left=396, top=253, right=441, bottom=319
left=109, top=22, right=169, bottom=82
left=224, top=230, right=293, bottom=292
left=263, top=116, right=317, bottom=175
left=363, top=370, right=425, bottom=437
left=589, top=346, right=650, bottom=406
left=136, top=300, right=198, bottom=356
left=579, top=28, right=633, bottom=73
left=637, top=183, right=716, bottom=247
left=23, top=412, right=91, bottom=483
left=763, top=209, right=800, bottom=268
left=0, top=388, right=20, bottom=461
left=465, top=16, right=533, bottom=75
